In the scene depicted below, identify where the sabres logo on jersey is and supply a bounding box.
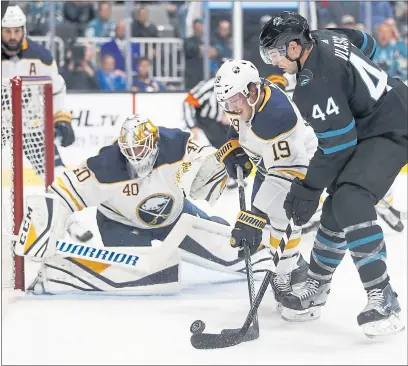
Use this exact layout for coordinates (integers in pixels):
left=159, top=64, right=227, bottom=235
left=137, top=194, right=174, bottom=227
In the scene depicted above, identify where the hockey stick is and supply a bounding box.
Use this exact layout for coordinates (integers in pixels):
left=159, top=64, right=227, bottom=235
left=379, top=199, right=407, bottom=221
left=236, top=166, right=259, bottom=334
left=190, top=218, right=296, bottom=349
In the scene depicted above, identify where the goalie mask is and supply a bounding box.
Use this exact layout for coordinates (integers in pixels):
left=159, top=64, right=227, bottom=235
left=214, top=60, right=262, bottom=124
left=1, top=5, right=27, bottom=55
left=118, top=115, right=159, bottom=178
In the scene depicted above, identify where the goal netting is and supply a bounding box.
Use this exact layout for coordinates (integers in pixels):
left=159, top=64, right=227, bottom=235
left=1, top=76, right=54, bottom=290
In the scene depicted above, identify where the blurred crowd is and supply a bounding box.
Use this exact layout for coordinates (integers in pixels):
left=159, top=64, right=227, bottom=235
left=18, top=1, right=408, bottom=92
left=316, top=1, right=407, bottom=81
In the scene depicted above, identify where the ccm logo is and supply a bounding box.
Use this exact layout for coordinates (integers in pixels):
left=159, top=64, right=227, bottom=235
left=19, top=206, right=33, bottom=245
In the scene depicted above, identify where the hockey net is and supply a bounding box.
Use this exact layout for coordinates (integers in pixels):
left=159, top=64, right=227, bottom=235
left=1, top=76, right=54, bottom=290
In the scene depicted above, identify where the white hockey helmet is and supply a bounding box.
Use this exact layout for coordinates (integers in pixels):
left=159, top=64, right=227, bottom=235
left=214, top=59, right=262, bottom=121
left=1, top=5, right=27, bottom=54
left=118, top=115, right=160, bottom=178
left=2, top=5, right=26, bottom=28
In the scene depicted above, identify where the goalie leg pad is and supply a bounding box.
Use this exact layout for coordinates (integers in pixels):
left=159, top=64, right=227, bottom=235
left=28, top=246, right=181, bottom=295
left=177, top=215, right=272, bottom=277
left=15, top=193, right=71, bottom=260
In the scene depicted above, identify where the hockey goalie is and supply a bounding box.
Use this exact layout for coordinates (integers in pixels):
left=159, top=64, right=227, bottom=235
left=16, top=114, right=275, bottom=295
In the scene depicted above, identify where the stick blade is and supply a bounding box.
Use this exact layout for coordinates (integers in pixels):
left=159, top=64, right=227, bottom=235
left=190, top=326, right=259, bottom=349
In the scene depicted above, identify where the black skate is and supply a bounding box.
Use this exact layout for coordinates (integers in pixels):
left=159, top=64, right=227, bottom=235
left=357, top=284, right=405, bottom=338
left=280, top=276, right=331, bottom=322
left=272, top=254, right=308, bottom=313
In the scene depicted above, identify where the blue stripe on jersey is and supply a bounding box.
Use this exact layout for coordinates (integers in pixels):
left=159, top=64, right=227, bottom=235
left=314, top=252, right=343, bottom=265
left=319, top=138, right=357, bottom=155
left=345, top=233, right=384, bottom=250
left=316, top=233, right=347, bottom=249
left=354, top=252, right=386, bottom=267
left=369, top=39, right=377, bottom=60
left=315, top=119, right=355, bottom=138
left=359, top=31, right=368, bottom=53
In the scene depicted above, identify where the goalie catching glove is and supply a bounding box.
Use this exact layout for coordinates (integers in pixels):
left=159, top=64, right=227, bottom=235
left=231, top=210, right=268, bottom=258
left=176, top=145, right=228, bottom=205
left=215, top=139, right=253, bottom=180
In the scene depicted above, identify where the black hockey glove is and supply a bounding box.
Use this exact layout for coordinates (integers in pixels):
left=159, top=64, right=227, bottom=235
left=215, top=139, right=253, bottom=180
left=231, top=210, right=268, bottom=258
left=54, top=121, right=75, bottom=147
left=284, top=177, right=323, bottom=226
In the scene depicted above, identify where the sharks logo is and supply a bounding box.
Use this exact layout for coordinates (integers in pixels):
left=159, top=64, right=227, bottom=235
left=137, top=194, right=174, bottom=227
left=297, top=69, right=313, bottom=87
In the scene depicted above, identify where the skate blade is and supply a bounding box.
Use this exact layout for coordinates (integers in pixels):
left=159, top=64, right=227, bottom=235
left=276, top=302, right=283, bottom=314
left=362, top=313, right=406, bottom=338
left=281, top=306, right=322, bottom=322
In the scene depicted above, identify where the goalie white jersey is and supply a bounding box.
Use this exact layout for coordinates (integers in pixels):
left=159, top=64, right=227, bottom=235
left=49, top=127, right=223, bottom=230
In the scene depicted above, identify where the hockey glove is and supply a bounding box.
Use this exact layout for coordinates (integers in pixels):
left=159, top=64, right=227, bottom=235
left=54, top=111, right=75, bottom=147
left=284, top=177, right=323, bottom=226
left=231, top=210, right=268, bottom=258
left=215, top=139, right=253, bottom=179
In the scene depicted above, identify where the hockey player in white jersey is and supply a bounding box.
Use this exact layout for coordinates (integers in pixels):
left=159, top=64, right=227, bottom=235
left=1, top=5, right=75, bottom=168
left=17, top=115, right=274, bottom=295
left=213, top=60, right=317, bottom=308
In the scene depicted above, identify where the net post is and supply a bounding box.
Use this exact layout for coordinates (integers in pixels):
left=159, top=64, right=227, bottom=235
left=44, top=83, right=54, bottom=186
left=11, top=76, right=25, bottom=291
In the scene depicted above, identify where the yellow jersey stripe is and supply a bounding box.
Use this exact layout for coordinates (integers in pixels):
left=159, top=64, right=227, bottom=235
left=270, top=235, right=301, bottom=250
left=56, top=177, right=84, bottom=211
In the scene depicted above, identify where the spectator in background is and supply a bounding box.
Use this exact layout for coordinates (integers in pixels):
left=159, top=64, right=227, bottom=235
left=26, top=2, right=64, bottom=36
left=340, top=15, right=363, bottom=30
left=62, top=44, right=99, bottom=90
left=63, top=1, right=95, bottom=36
left=167, top=1, right=188, bottom=38
left=317, top=1, right=362, bottom=28
left=131, top=7, right=158, bottom=38
left=360, top=1, right=395, bottom=30
left=211, top=20, right=232, bottom=72
left=394, top=1, right=408, bottom=35
left=84, top=2, right=114, bottom=38
left=132, top=57, right=167, bottom=92
left=96, top=54, right=127, bottom=91
left=373, top=23, right=400, bottom=78
left=395, top=26, right=407, bottom=81
left=101, top=20, right=141, bottom=73
left=184, top=18, right=217, bottom=89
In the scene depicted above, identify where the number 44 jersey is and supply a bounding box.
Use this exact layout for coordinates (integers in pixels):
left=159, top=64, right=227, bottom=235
left=293, top=31, right=408, bottom=190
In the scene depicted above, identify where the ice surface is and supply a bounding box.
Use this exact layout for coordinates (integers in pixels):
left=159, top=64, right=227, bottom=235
left=2, top=175, right=407, bottom=365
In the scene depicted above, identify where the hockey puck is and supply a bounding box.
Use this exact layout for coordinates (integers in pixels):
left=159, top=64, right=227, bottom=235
left=190, top=320, right=205, bottom=334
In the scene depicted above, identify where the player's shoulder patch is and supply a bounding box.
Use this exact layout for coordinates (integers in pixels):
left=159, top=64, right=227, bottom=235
left=22, top=38, right=53, bottom=66
left=251, top=86, right=297, bottom=140
left=154, top=127, right=191, bottom=168
left=86, top=142, right=130, bottom=183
